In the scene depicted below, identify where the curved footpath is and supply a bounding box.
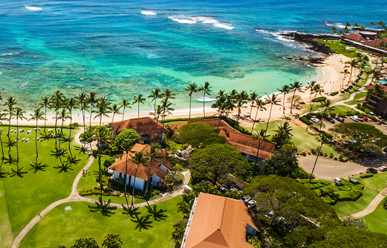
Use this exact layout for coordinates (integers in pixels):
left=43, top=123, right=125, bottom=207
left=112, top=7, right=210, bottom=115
left=351, top=187, right=387, bottom=219
left=11, top=128, right=191, bottom=248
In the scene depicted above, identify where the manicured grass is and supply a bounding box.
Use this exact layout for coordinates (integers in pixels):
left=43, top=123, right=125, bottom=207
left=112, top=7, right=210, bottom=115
left=20, top=197, right=183, bottom=247
left=344, top=92, right=367, bottom=105
left=85, top=194, right=162, bottom=205
left=0, top=180, right=13, bottom=248
left=334, top=172, right=387, bottom=216
left=253, top=120, right=337, bottom=155
left=362, top=198, right=387, bottom=234
left=330, top=105, right=355, bottom=116
left=315, top=39, right=358, bottom=58
left=0, top=126, right=89, bottom=242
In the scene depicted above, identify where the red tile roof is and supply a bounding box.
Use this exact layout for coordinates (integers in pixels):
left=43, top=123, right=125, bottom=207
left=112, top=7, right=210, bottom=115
left=183, top=193, right=259, bottom=248
left=109, top=117, right=169, bottom=142
left=218, top=129, right=276, bottom=160
left=365, top=83, right=387, bottom=91
left=343, top=34, right=366, bottom=42
left=109, top=144, right=173, bottom=181
left=363, top=37, right=387, bottom=47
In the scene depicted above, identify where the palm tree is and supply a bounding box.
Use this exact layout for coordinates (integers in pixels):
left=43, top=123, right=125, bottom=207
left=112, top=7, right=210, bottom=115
left=211, top=97, right=227, bottom=131
left=94, top=97, right=111, bottom=128
left=310, top=132, right=328, bottom=184
left=51, top=91, right=64, bottom=149
left=198, top=82, right=212, bottom=118
left=185, top=83, right=198, bottom=120
left=331, top=26, right=337, bottom=43
left=57, top=108, right=71, bottom=151
left=133, top=94, right=146, bottom=118
left=161, top=100, right=175, bottom=123
left=251, top=99, right=266, bottom=133
left=148, top=88, right=162, bottom=117
left=150, top=105, right=163, bottom=141
left=274, top=122, right=293, bottom=148
left=110, top=104, right=122, bottom=128
left=29, top=108, right=45, bottom=165
left=252, top=129, right=270, bottom=175
left=319, top=100, right=334, bottom=130
left=120, top=99, right=131, bottom=121
left=161, top=89, right=176, bottom=103
left=87, top=92, right=97, bottom=135
left=341, top=69, right=350, bottom=90
left=76, top=92, right=88, bottom=136
left=66, top=98, right=78, bottom=150
left=129, top=151, right=148, bottom=207
left=306, top=81, right=316, bottom=113
left=93, top=126, right=111, bottom=188
left=39, top=96, right=51, bottom=133
left=249, top=92, right=259, bottom=118
left=120, top=141, right=134, bottom=208
left=348, top=59, right=358, bottom=85
left=369, top=21, right=375, bottom=29
left=144, top=145, right=162, bottom=202
left=264, top=94, right=281, bottom=136
left=278, top=85, right=291, bottom=116
left=289, top=81, right=303, bottom=114
left=15, top=107, right=26, bottom=163
left=4, top=97, right=17, bottom=144
left=234, top=91, right=249, bottom=129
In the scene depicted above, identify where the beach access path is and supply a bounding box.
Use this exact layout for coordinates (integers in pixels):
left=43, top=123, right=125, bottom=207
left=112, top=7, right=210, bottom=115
left=11, top=128, right=190, bottom=248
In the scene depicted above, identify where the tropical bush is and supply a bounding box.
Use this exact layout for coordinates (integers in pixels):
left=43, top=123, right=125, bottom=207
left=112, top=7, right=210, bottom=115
left=300, top=116, right=313, bottom=125
left=312, top=96, right=327, bottom=102
left=360, top=173, right=374, bottom=178
left=330, top=91, right=339, bottom=96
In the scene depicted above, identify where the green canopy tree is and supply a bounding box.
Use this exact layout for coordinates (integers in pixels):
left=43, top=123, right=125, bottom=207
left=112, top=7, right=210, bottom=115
left=172, top=122, right=225, bottom=148
left=114, top=129, right=140, bottom=153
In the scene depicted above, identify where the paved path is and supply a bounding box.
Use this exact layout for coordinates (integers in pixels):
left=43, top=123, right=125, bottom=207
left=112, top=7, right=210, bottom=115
left=351, top=187, right=387, bottom=219
left=298, top=156, right=366, bottom=180
left=11, top=128, right=191, bottom=248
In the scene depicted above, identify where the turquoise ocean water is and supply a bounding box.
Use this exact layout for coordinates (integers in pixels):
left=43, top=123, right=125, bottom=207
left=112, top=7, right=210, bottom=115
left=0, top=0, right=386, bottom=113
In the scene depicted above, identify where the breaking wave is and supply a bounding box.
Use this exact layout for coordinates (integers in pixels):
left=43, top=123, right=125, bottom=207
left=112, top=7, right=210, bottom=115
left=25, top=6, right=42, bottom=11
left=168, top=15, right=234, bottom=30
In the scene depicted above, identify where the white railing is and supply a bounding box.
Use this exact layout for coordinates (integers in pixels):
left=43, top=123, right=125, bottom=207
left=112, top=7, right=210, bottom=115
left=180, top=197, right=199, bottom=248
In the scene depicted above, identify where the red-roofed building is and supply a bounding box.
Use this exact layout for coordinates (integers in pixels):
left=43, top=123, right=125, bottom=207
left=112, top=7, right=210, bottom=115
left=181, top=193, right=260, bottom=248
left=109, top=144, right=174, bottom=190
left=109, top=117, right=169, bottom=144
left=343, top=34, right=366, bottom=43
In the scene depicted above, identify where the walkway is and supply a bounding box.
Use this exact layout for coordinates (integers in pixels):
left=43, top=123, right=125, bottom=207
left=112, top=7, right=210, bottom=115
left=351, top=187, right=387, bottom=219
left=11, top=128, right=190, bottom=248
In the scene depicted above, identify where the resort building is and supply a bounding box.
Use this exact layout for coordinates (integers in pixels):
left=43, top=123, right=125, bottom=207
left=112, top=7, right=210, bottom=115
left=168, top=118, right=277, bottom=162
left=342, top=31, right=387, bottom=54
left=109, top=117, right=169, bottom=144
left=363, top=83, right=387, bottom=118
left=109, top=143, right=174, bottom=190
left=181, top=193, right=260, bottom=248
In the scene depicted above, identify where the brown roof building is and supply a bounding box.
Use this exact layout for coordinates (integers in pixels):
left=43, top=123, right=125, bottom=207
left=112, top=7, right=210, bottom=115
left=363, top=83, right=387, bottom=118
left=109, top=144, right=174, bottom=190
left=109, top=117, right=169, bottom=144
left=181, top=193, right=260, bottom=248
left=343, top=33, right=366, bottom=43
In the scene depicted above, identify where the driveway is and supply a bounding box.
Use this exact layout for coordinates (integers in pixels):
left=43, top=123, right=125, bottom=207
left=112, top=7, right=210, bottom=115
left=298, top=156, right=366, bottom=180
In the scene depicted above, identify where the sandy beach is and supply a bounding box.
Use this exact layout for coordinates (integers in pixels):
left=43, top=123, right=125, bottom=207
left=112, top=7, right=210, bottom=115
left=13, top=53, right=352, bottom=128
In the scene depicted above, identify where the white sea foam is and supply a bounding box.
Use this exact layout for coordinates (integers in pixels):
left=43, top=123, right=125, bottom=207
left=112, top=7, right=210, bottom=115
left=25, top=6, right=42, bottom=11
left=0, top=52, right=19, bottom=57
left=168, top=15, right=234, bottom=29
left=141, top=11, right=157, bottom=16
left=325, top=21, right=346, bottom=29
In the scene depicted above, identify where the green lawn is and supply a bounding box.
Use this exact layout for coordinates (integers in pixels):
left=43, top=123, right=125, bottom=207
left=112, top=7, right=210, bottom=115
left=344, top=92, right=367, bottom=105
left=0, top=126, right=89, bottom=245
left=334, top=172, right=387, bottom=216
left=362, top=198, right=387, bottom=234
left=253, top=120, right=337, bottom=155
left=0, top=180, right=13, bottom=248
left=19, top=197, right=183, bottom=248
left=330, top=105, right=355, bottom=116
left=315, top=39, right=358, bottom=58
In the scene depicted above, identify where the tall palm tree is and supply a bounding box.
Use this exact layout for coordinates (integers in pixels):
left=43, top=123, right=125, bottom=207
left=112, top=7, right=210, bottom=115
left=331, top=26, right=337, bottom=43
left=198, top=82, right=212, bottom=118
left=133, top=94, right=146, bottom=118
left=274, top=122, right=293, bottom=148
left=161, top=89, right=176, bottom=104
left=150, top=105, right=163, bottom=141
left=251, top=99, right=267, bottom=133
left=93, top=126, right=111, bottom=189
left=66, top=98, right=78, bottom=150
left=341, top=69, right=350, bottom=90
left=264, top=94, right=281, bottom=136
left=289, top=81, right=303, bottom=114
left=120, top=99, right=131, bottom=121
left=29, top=108, right=45, bottom=165
left=144, top=145, right=162, bottom=202
left=51, top=91, right=64, bottom=149
left=249, top=92, right=259, bottom=118
left=368, top=21, right=375, bottom=29
left=148, top=88, right=162, bottom=117
left=278, top=85, right=291, bottom=116
left=110, top=104, right=122, bottom=129
left=39, top=96, right=51, bottom=133
left=76, top=92, right=88, bottom=136
left=87, top=92, right=97, bottom=135
left=306, top=81, right=316, bottom=113
left=319, top=100, right=334, bottom=130
left=211, top=97, right=227, bottom=131
left=15, top=107, right=26, bottom=163
left=234, top=91, right=249, bottom=129
left=129, top=151, right=148, bottom=207
left=348, top=59, right=358, bottom=85
left=94, top=97, right=111, bottom=128
left=252, top=129, right=270, bottom=175
left=120, top=141, right=134, bottom=208
left=161, top=100, right=175, bottom=123
left=185, top=83, right=198, bottom=120
left=310, top=132, right=328, bottom=184
left=4, top=96, right=17, bottom=144
left=57, top=108, right=71, bottom=151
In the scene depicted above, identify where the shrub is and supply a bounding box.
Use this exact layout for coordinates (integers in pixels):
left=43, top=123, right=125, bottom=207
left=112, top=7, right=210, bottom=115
left=330, top=113, right=337, bottom=118
left=329, top=153, right=334, bottom=158
left=103, top=158, right=115, bottom=168
left=300, top=102, right=305, bottom=105
left=311, top=148, right=316, bottom=155
left=301, top=151, right=307, bottom=156
left=299, top=116, right=313, bottom=125
left=312, top=96, right=327, bottom=102
left=382, top=197, right=387, bottom=209
left=360, top=173, right=374, bottom=178
left=323, top=195, right=337, bottom=204
left=330, top=91, right=339, bottom=96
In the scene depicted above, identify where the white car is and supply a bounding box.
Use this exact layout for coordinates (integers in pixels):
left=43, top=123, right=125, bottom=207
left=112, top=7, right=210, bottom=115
left=350, top=115, right=359, bottom=122
left=310, top=117, right=320, bottom=123
left=379, top=166, right=387, bottom=172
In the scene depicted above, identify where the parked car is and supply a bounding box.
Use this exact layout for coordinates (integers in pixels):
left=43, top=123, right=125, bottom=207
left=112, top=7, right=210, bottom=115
left=336, top=116, right=345, bottom=122
left=350, top=115, right=359, bottom=122
left=247, top=200, right=257, bottom=208
left=310, top=117, right=320, bottom=123
left=359, top=115, right=368, bottom=121
left=334, top=178, right=342, bottom=186
left=241, top=195, right=251, bottom=202
left=366, top=168, right=378, bottom=174
left=378, top=166, right=387, bottom=172
left=325, top=117, right=335, bottom=124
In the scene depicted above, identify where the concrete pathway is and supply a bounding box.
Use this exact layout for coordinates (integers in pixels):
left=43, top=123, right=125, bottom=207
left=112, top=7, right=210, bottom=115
left=11, top=128, right=191, bottom=248
left=351, top=187, right=387, bottom=219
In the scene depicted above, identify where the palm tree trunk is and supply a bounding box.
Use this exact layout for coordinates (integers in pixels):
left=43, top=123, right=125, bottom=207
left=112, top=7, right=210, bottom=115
left=124, top=151, right=129, bottom=208
left=35, top=119, right=38, bottom=164
left=234, top=108, right=240, bottom=130
left=82, top=107, right=86, bottom=147
left=89, top=104, right=93, bottom=138
left=203, top=92, right=206, bottom=118
left=122, top=106, right=125, bottom=121
left=251, top=106, right=260, bottom=133
left=144, top=158, right=153, bottom=203
left=290, top=90, right=296, bottom=114
left=282, top=93, right=286, bottom=116
left=265, top=104, right=273, bottom=136
left=69, top=109, right=73, bottom=150
left=7, top=113, right=11, bottom=160
left=152, top=118, right=159, bottom=141
left=309, top=140, right=324, bottom=184
left=54, top=111, right=58, bottom=149
left=60, top=119, right=64, bottom=151
left=44, top=106, right=47, bottom=133
left=0, top=132, right=4, bottom=160
left=98, top=116, right=103, bottom=184
left=131, top=166, right=138, bottom=207
left=189, top=95, right=192, bottom=120
left=16, top=118, right=19, bottom=168
left=138, top=102, right=140, bottom=118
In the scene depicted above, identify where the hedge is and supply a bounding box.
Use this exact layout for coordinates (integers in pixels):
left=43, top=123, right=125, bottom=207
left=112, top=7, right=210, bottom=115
left=360, top=173, right=374, bottom=178
left=312, top=97, right=327, bottom=102
left=330, top=91, right=339, bottom=96
left=299, top=116, right=313, bottom=125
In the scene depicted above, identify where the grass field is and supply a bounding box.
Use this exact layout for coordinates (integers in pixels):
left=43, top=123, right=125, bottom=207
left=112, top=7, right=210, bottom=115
left=344, top=92, right=367, bottom=105
left=334, top=172, right=387, bottom=216
left=0, top=126, right=89, bottom=246
left=253, top=120, right=337, bottom=155
left=315, top=39, right=358, bottom=58
left=19, top=197, right=183, bottom=248
left=362, top=198, right=387, bottom=234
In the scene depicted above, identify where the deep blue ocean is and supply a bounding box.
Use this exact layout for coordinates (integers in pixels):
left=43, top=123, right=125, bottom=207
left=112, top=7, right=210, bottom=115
left=0, top=0, right=386, bottom=113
